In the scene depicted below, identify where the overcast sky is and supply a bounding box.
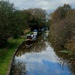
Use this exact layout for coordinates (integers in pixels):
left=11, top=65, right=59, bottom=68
left=3, top=0, right=75, bottom=14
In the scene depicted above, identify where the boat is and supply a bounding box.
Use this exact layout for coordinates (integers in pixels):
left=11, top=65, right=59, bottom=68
left=25, top=34, right=33, bottom=48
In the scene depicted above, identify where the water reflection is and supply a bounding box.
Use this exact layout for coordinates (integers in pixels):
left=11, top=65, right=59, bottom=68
left=11, top=32, right=74, bottom=75
left=11, top=62, right=27, bottom=75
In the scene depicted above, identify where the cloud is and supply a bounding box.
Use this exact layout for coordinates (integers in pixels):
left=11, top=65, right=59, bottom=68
left=37, top=0, right=50, bottom=9
left=3, top=0, right=75, bottom=13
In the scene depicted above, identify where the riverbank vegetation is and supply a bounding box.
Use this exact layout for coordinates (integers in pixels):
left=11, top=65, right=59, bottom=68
left=0, top=37, right=25, bottom=75
left=0, top=1, right=47, bottom=75
left=1, top=0, right=75, bottom=74
left=49, top=4, right=75, bottom=54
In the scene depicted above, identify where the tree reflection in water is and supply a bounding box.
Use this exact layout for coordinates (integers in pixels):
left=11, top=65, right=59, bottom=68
left=10, top=61, right=27, bottom=75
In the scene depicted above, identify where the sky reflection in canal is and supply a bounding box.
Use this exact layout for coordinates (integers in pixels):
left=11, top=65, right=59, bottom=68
left=14, top=42, right=73, bottom=75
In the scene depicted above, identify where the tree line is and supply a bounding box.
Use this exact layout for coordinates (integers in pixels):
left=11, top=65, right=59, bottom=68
left=0, top=1, right=46, bottom=47
left=49, top=4, right=75, bottom=52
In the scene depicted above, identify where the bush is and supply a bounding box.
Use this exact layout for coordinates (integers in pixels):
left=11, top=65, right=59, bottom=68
left=49, top=4, right=75, bottom=51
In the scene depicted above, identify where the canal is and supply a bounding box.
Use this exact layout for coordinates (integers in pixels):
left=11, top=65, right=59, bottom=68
left=10, top=32, right=75, bottom=75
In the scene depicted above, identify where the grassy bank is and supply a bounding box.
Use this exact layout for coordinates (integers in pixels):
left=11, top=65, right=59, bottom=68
left=0, top=37, right=25, bottom=75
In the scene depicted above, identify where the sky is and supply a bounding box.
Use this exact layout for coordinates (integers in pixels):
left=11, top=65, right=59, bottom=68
left=3, top=0, right=75, bottom=14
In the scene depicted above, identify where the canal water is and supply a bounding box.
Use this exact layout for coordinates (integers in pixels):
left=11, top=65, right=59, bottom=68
left=10, top=32, right=75, bottom=75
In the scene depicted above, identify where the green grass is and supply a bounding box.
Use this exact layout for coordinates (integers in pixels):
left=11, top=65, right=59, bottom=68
left=60, top=50, right=70, bottom=54
left=0, top=37, right=25, bottom=75
left=60, top=50, right=72, bottom=54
